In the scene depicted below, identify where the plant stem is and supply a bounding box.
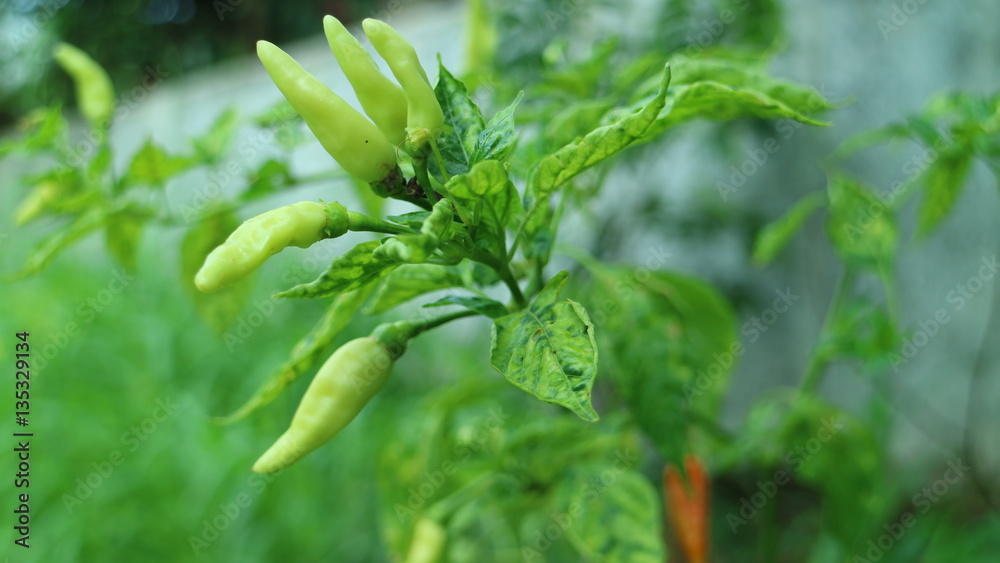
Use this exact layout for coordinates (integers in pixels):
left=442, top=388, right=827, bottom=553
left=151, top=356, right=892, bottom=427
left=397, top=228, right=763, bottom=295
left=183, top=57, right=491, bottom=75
left=798, top=269, right=851, bottom=394
left=428, top=136, right=450, bottom=183
left=412, top=153, right=439, bottom=203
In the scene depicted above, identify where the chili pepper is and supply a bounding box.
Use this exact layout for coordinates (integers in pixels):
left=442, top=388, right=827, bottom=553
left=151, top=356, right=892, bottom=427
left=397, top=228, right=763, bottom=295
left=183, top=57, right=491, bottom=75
left=663, top=454, right=710, bottom=563
left=323, top=15, right=408, bottom=146
left=53, top=42, right=115, bottom=129
left=15, top=181, right=61, bottom=226
left=251, top=335, right=395, bottom=473
left=256, top=40, right=397, bottom=183
left=361, top=19, right=444, bottom=149
left=404, top=517, right=446, bottom=563
left=195, top=201, right=347, bottom=293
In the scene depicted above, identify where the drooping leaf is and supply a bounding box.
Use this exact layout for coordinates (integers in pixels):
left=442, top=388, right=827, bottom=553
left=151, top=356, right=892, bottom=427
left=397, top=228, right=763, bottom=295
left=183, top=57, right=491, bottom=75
left=214, top=285, right=376, bottom=424
left=243, top=159, right=293, bottom=201
left=918, top=147, right=974, bottom=235
left=275, top=240, right=399, bottom=299
left=667, top=57, right=833, bottom=116
left=490, top=271, right=599, bottom=421
left=424, top=295, right=508, bottom=319
left=641, top=81, right=830, bottom=142
left=180, top=209, right=253, bottom=333
left=752, top=191, right=826, bottom=266
left=125, top=139, right=194, bottom=186
left=366, top=264, right=467, bottom=314
left=471, top=91, right=523, bottom=164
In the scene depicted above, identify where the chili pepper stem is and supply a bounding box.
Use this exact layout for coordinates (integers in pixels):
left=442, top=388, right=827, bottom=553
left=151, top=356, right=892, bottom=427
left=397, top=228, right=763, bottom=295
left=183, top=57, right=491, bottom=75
left=346, top=211, right=418, bottom=235
left=428, top=136, right=450, bottom=183
left=412, top=153, right=440, bottom=204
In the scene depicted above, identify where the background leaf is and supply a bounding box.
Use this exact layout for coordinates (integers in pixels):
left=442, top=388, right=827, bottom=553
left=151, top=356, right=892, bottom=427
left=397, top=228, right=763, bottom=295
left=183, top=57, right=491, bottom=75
left=179, top=209, right=253, bottom=333
left=752, top=191, right=826, bottom=266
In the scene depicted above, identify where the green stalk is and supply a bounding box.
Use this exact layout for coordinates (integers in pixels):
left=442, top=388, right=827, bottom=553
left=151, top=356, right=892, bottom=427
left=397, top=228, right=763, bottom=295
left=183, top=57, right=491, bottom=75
left=798, top=270, right=852, bottom=394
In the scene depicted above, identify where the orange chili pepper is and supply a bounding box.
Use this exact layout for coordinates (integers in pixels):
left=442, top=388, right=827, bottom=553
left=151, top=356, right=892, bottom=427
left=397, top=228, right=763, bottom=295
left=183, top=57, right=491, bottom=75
left=663, top=454, right=710, bottom=563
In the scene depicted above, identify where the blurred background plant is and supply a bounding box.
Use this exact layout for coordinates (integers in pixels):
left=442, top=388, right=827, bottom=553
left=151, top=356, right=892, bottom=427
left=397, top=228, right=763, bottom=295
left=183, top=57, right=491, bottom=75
left=2, top=0, right=999, bottom=561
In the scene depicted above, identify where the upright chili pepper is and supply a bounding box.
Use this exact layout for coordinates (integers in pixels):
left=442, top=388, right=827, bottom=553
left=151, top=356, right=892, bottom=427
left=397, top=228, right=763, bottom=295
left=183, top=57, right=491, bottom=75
left=256, top=40, right=397, bottom=183
left=323, top=15, right=408, bottom=146
left=664, top=454, right=710, bottom=563
left=362, top=19, right=444, bottom=150
left=251, top=335, right=396, bottom=473
left=53, top=42, right=115, bottom=129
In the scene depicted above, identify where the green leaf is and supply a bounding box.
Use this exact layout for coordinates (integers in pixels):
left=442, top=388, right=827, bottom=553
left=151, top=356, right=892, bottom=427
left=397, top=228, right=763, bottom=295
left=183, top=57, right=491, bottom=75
left=214, top=285, right=376, bottom=424
left=826, top=175, right=897, bottom=270
left=776, top=396, right=886, bottom=550
left=243, top=159, right=293, bottom=201
left=667, top=58, right=834, bottom=116
left=180, top=210, right=254, bottom=333
left=642, top=80, right=830, bottom=140
left=15, top=106, right=68, bottom=153
left=3, top=209, right=107, bottom=281
left=554, top=466, right=666, bottom=562
left=752, top=191, right=826, bottom=266
left=275, top=240, right=399, bottom=299
left=471, top=91, right=523, bottom=164
left=490, top=271, right=599, bottom=421
left=446, top=160, right=520, bottom=234
left=584, top=264, right=737, bottom=462
left=523, top=65, right=671, bottom=259
left=366, top=264, right=467, bottom=314
left=125, top=139, right=193, bottom=186
left=105, top=209, right=144, bottom=270
left=918, top=148, right=974, bottom=235
left=424, top=295, right=508, bottom=319
left=193, top=108, right=240, bottom=163
left=434, top=60, right=485, bottom=175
